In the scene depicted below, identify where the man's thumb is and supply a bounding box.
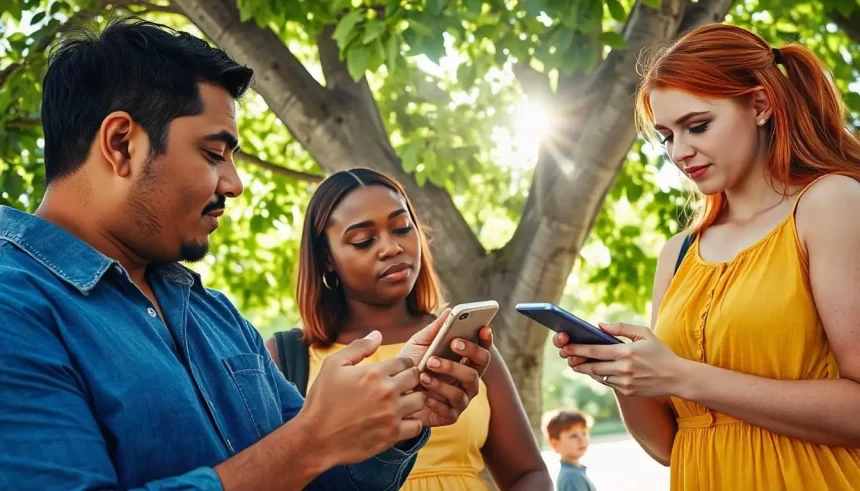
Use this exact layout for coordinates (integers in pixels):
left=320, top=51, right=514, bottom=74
left=339, top=331, right=383, bottom=366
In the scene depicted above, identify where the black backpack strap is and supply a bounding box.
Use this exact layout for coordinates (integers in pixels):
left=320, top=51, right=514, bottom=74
left=674, top=234, right=696, bottom=276
left=273, top=328, right=310, bottom=397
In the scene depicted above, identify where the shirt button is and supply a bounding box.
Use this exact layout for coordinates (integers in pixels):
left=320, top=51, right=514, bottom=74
left=146, top=307, right=157, bottom=318
left=113, top=265, right=123, bottom=274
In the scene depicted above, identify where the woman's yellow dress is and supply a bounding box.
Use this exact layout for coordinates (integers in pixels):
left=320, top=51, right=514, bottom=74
left=308, top=342, right=492, bottom=490
left=655, top=181, right=860, bottom=490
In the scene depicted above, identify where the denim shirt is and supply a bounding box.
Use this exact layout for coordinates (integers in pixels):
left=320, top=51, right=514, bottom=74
left=556, top=461, right=597, bottom=491
left=0, top=206, right=429, bottom=490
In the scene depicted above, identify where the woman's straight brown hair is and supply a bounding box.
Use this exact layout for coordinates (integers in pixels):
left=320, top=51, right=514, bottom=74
left=296, top=168, right=442, bottom=347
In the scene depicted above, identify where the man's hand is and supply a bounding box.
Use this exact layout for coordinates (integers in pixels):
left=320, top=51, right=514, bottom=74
left=398, top=310, right=494, bottom=427
left=298, top=331, right=425, bottom=467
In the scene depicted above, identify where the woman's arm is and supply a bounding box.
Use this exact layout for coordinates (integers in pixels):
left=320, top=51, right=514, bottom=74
left=674, top=176, right=860, bottom=447
left=555, top=233, right=686, bottom=466
left=572, top=176, right=860, bottom=449
left=480, top=345, right=553, bottom=490
left=613, top=233, right=685, bottom=466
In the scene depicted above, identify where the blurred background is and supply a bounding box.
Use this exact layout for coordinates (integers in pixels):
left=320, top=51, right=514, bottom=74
left=1, top=0, right=857, bottom=489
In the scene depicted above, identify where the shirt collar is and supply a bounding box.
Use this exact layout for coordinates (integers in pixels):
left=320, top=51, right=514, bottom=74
left=560, top=460, right=586, bottom=471
left=0, top=206, right=207, bottom=294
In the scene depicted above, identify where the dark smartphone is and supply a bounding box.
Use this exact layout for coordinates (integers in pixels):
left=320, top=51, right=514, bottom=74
left=515, top=302, right=622, bottom=345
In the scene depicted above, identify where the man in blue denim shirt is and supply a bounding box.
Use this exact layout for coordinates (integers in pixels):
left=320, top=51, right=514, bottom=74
left=0, top=18, right=492, bottom=490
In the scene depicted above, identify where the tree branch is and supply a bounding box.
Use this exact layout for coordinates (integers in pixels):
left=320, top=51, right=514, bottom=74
left=236, top=153, right=324, bottom=183
left=500, top=0, right=734, bottom=302
left=678, top=0, right=736, bottom=34
left=173, top=0, right=335, bottom=143
left=0, top=9, right=98, bottom=90
left=107, top=0, right=184, bottom=15
left=0, top=63, right=21, bottom=88
left=316, top=24, right=389, bottom=140
left=830, top=9, right=860, bottom=45
left=176, top=0, right=486, bottom=301
left=2, top=117, right=41, bottom=128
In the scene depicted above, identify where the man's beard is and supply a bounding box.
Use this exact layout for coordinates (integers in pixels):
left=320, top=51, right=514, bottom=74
left=180, top=240, right=209, bottom=263
left=127, top=153, right=212, bottom=264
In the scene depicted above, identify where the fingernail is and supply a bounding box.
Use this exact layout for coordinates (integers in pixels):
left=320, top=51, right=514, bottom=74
left=420, top=373, right=432, bottom=384
left=454, top=340, right=465, bottom=351
left=364, top=330, right=380, bottom=340
left=428, top=357, right=441, bottom=368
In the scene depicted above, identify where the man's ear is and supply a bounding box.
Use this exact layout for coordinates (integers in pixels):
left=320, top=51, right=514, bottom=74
left=98, top=111, right=147, bottom=179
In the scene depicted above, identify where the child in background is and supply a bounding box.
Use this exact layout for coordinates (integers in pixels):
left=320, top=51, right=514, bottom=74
left=543, top=409, right=597, bottom=491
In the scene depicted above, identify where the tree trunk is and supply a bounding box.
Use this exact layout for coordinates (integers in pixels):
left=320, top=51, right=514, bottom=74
left=174, top=0, right=733, bottom=435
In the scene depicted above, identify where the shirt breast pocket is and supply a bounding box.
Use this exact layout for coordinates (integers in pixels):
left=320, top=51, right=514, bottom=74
left=223, top=353, right=282, bottom=438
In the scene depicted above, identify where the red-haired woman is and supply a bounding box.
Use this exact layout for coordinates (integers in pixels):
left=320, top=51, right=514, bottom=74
left=554, top=23, right=860, bottom=490
left=267, top=168, right=552, bottom=491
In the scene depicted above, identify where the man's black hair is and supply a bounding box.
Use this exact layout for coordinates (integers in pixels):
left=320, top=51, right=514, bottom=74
left=41, top=16, right=254, bottom=184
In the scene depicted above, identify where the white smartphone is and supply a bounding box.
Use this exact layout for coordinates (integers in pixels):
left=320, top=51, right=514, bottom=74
left=417, top=300, right=499, bottom=372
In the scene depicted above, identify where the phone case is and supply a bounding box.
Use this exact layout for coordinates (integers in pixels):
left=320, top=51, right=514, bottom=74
left=417, top=300, right=499, bottom=372
left=515, top=302, right=622, bottom=345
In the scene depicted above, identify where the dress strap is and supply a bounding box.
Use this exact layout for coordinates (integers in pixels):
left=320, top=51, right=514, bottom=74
left=790, top=175, right=831, bottom=216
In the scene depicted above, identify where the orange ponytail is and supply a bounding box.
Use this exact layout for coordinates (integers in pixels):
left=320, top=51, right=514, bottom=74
left=635, top=23, right=860, bottom=232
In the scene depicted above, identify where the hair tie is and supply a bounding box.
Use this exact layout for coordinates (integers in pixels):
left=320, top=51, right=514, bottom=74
left=772, top=48, right=783, bottom=65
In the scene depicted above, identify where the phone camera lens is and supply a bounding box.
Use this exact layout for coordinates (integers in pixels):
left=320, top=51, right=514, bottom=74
left=458, top=313, right=470, bottom=321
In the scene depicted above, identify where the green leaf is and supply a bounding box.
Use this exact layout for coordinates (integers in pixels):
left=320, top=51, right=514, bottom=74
left=30, top=11, right=45, bottom=25
left=237, top=0, right=255, bottom=22
left=333, top=9, right=365, bottom=49
left=473, top=24, right=495, bottom=40
left=549, top=28, right=574, bottom=54
left=465, top=0, right=483, bottom=17
left=429, top=164, right=446, bottom=187
left=408, top=18, right=434, bottom=37
left=626, top=182, right=644, bottom=202
left=50, top=1, right=68, bottom=15
left=415, top=169, right=428, bottom=187
left=642, top=0, right=662, bottom=9
left=845, top=92, right=860, bottom=114
left=414, top=35, right=445, bottom=64
left=386, top=34, right=399, bottom=70
left=367, top=38, right=386, bottom=71
left=581, top=44, right=598, bottom=71
left=400, top=141, right=423, bottom=172
left=834, top=0, right=856, bottom=18
left=250, top=214, right=265, bottom=233
left=385, top=2, right=402, bottom=19
left=606, top=0, right=626, bottom=21
left=422, top=147, right=438, bottom=172
left=362, top=20, right=385, bottom=44
left=598, top=31, right=627, bottom=49
left=457, top=62, right=477, bottom=89
left=425, top=0, right=445, bottom=15
left=346, top=44, right=370, bottom=80
left=562, top=3, right=581, bottom=29
left=2, top=171, right=24, bottom=200
left=525, top=0, right=547, bottom=17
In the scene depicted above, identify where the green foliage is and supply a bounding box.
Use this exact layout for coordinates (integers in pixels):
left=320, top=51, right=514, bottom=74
left=1, top=0, right=858, bottom=338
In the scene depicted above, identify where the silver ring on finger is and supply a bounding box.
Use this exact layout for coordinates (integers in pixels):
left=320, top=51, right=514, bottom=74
left=600, top=375, right=610, bottom=386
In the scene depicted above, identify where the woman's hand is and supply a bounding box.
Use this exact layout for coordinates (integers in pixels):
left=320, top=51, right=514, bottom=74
left=398, top=310, right=493, bottom=427
left=555, top=322, right=690, bottom=398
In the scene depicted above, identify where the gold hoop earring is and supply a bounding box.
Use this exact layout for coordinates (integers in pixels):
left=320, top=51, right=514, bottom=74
left=322, top=272, right=339, bottom=290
